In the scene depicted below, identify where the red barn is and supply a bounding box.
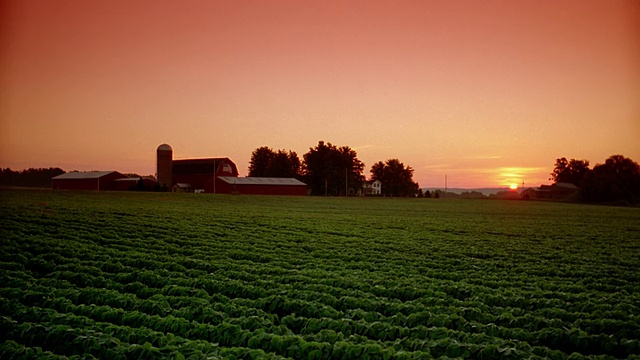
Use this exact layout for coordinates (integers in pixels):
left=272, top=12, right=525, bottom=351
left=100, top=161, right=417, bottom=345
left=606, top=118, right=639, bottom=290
left=172, top=158, right=239, bottom=193
left=51, top=171, right=128, bottom=190
left=217, top=177, right=308, bottom=195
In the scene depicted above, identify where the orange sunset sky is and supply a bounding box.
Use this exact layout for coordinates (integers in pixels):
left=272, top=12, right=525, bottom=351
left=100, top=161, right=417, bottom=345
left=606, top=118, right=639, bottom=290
left=1, top=0, right=639, bottom=188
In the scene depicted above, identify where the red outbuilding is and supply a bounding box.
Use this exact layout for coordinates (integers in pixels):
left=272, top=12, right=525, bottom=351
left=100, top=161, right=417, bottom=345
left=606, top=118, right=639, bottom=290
left=217, top=176, right=308, bottom=195
left=51, top=171, right=128, bottom=191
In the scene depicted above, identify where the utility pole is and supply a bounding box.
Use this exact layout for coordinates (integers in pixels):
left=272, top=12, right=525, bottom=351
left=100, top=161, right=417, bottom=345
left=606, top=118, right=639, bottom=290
left=444, top=174, right=447, bottom=199
left=345, top=167, right=348, bottom=197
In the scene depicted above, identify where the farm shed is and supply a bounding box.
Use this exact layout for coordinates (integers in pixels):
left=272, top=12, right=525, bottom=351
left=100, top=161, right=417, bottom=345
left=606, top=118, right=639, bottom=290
left=51, top=171, right=128, bottom=191
left=172, top=183, right=192, bottom=192
left=217, top=176, right=308, bottom=195
left=528, top=182, right=578, bottom=200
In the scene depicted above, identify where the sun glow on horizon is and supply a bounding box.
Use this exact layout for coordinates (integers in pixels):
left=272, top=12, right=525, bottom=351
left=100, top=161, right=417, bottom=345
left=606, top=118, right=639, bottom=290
left=509, top=183, right=518, bottom=190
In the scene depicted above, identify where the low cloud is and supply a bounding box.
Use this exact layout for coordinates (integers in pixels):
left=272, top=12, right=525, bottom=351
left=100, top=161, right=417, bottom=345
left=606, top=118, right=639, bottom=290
left=462, top=155, right=503, bottom=160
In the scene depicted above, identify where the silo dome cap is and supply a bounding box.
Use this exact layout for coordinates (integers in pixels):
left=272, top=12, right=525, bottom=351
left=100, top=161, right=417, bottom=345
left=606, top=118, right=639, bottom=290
left=157, top=144, right=173, bottom=151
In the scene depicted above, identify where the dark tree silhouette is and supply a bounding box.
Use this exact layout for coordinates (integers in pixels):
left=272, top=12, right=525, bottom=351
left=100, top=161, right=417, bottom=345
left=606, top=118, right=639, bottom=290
left=0, top=167, right=65, bottom=188
left=302, top=141, right=364, bottom=196
left=271, top=150, right=302, bottom=179
left=370, top=159, right=419, bottom=197
left=248, top=146, right=302, bottom=179
left=248, top=147, right=274, bottom=177
left=550, top=157, right=590, bottom=186
left=579, top=155, right=640, bottom=205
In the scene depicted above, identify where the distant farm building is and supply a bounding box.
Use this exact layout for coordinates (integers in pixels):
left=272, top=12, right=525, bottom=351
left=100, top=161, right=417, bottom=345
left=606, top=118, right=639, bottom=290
left=156, top=144, right=307, bottom=195
left=52, top=171, right=129, bottom=191
left=217, top=177, right=308, bottom=195
left=360, top=180, right=382, bottom=196
left=52, top=171, right=157, bottom=191
left=523, top=182, right=578, bottom=200
left=172, top=183, right=192, bottom=193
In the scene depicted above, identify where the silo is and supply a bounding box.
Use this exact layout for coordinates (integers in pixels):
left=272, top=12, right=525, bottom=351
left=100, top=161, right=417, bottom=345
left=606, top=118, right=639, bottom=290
left=157, top=144, right=173, bottom=190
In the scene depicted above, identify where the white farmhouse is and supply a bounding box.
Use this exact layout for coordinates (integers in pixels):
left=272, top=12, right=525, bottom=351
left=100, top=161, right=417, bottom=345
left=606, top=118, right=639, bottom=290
left=361, top=180, right=382, bottom=196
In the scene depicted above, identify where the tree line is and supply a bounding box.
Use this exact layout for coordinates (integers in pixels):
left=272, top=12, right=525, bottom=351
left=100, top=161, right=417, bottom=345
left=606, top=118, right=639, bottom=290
left=550, top=154, right=640, bottom=205
left=248, top=141, right=419, bottom=197
left=0, top=168, right=65, bottom=188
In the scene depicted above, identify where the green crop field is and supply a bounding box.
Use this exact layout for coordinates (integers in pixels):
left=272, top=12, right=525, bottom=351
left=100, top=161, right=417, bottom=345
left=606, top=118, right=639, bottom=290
left=1, top=190, right=639, bottom=359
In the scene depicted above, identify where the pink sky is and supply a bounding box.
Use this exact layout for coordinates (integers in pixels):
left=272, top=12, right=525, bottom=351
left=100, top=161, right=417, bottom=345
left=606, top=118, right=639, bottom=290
left=1, top=0, right=639, bottom=188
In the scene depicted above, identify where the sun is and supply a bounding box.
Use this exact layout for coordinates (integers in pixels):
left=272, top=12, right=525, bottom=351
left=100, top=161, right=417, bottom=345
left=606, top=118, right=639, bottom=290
left=509, top=183, right=518, bottom=190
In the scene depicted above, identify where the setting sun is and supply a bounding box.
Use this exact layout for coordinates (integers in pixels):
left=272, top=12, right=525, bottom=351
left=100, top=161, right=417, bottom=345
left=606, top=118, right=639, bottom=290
left=509, top=184, right=518, bottom=190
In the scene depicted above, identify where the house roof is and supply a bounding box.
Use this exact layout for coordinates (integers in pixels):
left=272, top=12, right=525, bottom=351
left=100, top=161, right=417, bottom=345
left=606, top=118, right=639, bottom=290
left=538, top=182, right=578, bottom=191
left=217, top=176, right=306, bottom=186
left=114, top=177, right=156, bottom=182
left=363, top=180, right=381, bottom=184
left=52, top=171, right=121, bottom=180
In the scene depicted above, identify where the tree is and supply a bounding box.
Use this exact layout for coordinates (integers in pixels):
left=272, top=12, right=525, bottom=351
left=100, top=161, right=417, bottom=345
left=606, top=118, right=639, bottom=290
left=302, top=141, right=365, bottom=196
left=550, top=157, right=590, bottom=186
left=0, top=167, right=65, bottom=188
left=271, top=150, right=302, bottom=179
left=248, top=147, right=274, bottom=177
left=579, top=155, right=640, bottom=205
left=370, top=159, right=419, bottom=197
left=248, top=146, right=302, bottom=179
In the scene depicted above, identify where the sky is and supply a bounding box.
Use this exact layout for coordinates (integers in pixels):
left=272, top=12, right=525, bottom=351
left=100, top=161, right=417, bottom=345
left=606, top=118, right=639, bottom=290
left=1, top=0, right=639, bottom=189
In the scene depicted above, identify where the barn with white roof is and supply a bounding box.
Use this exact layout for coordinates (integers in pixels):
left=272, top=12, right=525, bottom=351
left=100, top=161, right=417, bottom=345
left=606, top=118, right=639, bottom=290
left=217, top=176, right=308, bottom=195
left=51, top=171, right=128, bottom=191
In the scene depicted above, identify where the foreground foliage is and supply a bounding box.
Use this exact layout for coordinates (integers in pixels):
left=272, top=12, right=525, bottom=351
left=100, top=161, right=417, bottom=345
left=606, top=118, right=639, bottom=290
left=1, top=190, right=639, bottom=359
